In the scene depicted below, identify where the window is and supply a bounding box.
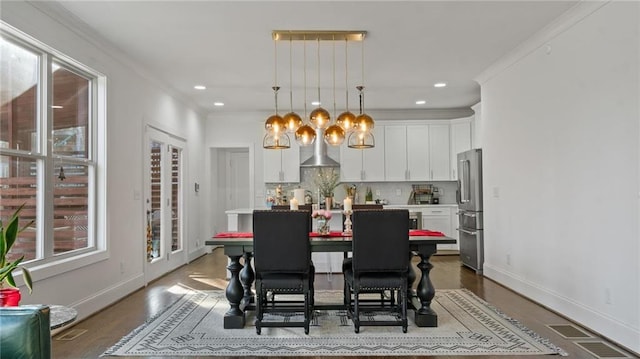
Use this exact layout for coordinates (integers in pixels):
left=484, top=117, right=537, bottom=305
left=1, top=24, right=105, bottom=274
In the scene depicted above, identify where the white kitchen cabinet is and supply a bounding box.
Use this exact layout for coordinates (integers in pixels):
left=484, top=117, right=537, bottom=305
left=422, top=207, right=457, bottom=250
left=450, top=118, right=472, bottom=180
left=384, top=125, right=408, bottom=181
left=263, top=140, right=300, bottom=183
left=340, top=127, right=385, bottom=182
left=428, top=124, right=451, bottom=180
left=384, top=125, right=430, bottom=181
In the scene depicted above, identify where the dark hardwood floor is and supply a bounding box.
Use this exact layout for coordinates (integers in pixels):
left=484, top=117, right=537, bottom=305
left=52, top=248, right=632, bottom=358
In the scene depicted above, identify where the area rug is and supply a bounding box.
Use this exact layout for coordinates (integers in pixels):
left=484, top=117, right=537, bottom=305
left=102, top=287, right=567, bottom=357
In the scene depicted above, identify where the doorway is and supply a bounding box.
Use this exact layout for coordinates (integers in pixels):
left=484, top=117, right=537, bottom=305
left=211, top=147, right=253, bottom=234
left=144, top=126, right=187, bottom=282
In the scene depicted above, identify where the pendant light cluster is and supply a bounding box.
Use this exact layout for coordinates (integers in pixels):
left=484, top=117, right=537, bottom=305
left=264, top=30, right=375, bottom=150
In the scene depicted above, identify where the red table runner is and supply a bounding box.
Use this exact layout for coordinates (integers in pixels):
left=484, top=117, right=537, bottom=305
left=212, top=232, right=253, bottom=238
left=213, top=229, right=445, bottom=238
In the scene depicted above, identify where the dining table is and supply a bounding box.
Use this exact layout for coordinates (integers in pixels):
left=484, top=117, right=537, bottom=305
left=206, top=230, right=456, bottom=329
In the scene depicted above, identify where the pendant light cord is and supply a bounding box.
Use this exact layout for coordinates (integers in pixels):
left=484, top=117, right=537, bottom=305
left=344, top=39, right=349, bottom=111
left=289, top=39, right=294, bottom=113
left=303, top=35, right=307, bottom=119
left=317, top=38, right=321, bottom=105
left=332, top=35, right=336, bottom=118
left=273, top=39, right=279, bottom=114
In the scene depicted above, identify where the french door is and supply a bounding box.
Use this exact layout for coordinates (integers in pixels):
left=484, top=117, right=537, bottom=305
left=144, top=126, right=186, bottom=281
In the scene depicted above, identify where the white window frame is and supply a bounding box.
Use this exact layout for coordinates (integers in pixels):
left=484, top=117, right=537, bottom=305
left=1, top=22, right=108, bottom=284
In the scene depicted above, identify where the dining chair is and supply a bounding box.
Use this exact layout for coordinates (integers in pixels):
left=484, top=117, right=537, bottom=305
left=343, top=209, right=410, bottom=333
left=341, top=204, right=393, bottom=306
left=253, top=209, right=314, bottom=335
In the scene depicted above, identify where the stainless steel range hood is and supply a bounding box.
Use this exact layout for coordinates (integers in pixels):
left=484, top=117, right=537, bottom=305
left=300, top=128, right=340, bottom=167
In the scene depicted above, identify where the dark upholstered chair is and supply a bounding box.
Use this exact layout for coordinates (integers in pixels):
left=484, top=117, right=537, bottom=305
left=342, top=204, right=393, bottom=305
left=253, top=209, right=314, bottom=334
left=343, top=209, right=410, bottom=333
left=0, top=305, right=51, bottom=359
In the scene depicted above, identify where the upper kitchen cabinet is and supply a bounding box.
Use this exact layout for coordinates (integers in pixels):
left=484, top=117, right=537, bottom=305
left=450, top=117, right=472, bottom=180
left=384, top=125, right=430, bottom=181
left=340, top=127, right=385, bottom=182
left=428, top=124, right=451, bottom=180
left=263, top=140, right=300, bottom=183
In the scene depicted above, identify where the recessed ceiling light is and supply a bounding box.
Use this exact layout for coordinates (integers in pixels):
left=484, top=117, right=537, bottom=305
left=415, top=100, right=426, bottom=105
left=213, top=102, right=224, bottom=107
left=311, top=101, right=321, bottom=106
left=433, top=82, right=447, bottom=88
left=194, top=85, right=206, bottom=90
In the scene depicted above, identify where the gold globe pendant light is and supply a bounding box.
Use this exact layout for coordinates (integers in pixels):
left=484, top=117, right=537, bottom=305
left=263, top=86, right=291, bottom=149
left=271, top=30, right=367, bottom=148
left=263, top=39, right=290, bottom=149
left=351, top=37, right=375, bottom=142
left=309, top=38, right=330, bottom=130
left=353, top=86, right=375, bottom=132
left=283, top=39, right=303, bottom=133
left=348, top=86, right=375, bottom=148
left=336, top=38, right=356, bottom=132
left=324, top=37, right=345, bottom=146
left=348, top=128, right=375, bottom=148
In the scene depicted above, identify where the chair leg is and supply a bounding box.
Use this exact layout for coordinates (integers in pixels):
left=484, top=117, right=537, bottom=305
left=256, top=284, right=263, bottom=335
left=353, top=288, right=360, bottom=333
left=304, top=291, right=311, bottom=335
left=401, top=284, right=408, bottom=333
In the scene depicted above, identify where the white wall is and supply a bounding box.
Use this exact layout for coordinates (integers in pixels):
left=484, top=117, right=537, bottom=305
left=2, top=2, right=207, bottom=319
left=204, top=113, right=263, bottom=234
left=477, top=2, right=639, bottom=353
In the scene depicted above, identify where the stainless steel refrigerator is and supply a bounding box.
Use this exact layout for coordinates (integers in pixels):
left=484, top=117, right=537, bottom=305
left=457, top=148, right=484, bottom=273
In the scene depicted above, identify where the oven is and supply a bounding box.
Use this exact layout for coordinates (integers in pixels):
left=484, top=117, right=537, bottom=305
left=409, top=211, right=422, bottom=229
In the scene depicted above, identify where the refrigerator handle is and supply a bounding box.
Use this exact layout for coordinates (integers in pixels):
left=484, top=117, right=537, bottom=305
left=457, top=228, right=477, bottom=235
left=456, top=180, right=461, bottom=204
left=456, top=212, right=476, bottom=218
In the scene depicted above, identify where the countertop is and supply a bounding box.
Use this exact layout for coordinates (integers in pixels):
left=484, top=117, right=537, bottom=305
left=226, top=204, right=457, bottom=215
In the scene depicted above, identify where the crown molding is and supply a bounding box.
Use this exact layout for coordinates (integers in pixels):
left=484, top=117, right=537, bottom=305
left=475, top=1, right=609, bottom=85
left=23, top=1, right=206, bottom=118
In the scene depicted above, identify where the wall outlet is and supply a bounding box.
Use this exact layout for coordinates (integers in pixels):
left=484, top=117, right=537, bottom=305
left=375, top=190, right=381, bottom=196
left=120, top=261, right=125, bottom=274
left=605, top=288, right=612, bottom=304
left=506, top=254, right=511, bottom=265
left=493, top=187, right=500, bottom=198
left=395, top=189, right=402, bottom=196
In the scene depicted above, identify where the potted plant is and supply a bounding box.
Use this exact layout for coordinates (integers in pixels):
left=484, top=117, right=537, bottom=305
left=0, top=204, right=34, bottom=306
left=314, top=168, right=340, bottom=209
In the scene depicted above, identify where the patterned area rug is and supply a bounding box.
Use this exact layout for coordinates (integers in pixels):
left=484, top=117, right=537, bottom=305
left=102, top=287, right=566, bottom=357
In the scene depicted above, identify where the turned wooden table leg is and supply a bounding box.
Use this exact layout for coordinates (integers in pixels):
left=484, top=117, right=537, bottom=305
left=407, top=251, right=417, bottom=301
left=414, top=251, right=437, bottom=327
left=240, top=252, right=255, bottom=304
left=224, top=254, right=245, bottom=329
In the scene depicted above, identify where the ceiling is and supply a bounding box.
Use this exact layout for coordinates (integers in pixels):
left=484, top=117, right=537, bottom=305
left=50, top=1, right=579, bottom=116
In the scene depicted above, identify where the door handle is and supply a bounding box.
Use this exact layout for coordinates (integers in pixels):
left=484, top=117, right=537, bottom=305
left=456, top=212, right=476, bottom=218
left=457, top=228, right=477, bottom=235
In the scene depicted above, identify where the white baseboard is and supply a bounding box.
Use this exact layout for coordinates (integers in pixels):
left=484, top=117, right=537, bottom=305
left=483, top=263, right=640, bottom=355
left=69, top=273, right=145, bottom=323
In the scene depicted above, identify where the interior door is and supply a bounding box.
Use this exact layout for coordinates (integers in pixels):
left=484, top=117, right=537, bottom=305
left=145, top=126, right=186, bottom=282
left=226, top=150, right=250, bottom=210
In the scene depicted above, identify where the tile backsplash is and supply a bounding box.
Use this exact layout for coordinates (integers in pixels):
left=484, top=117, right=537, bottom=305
left=265, top=167, right=458, bottom=206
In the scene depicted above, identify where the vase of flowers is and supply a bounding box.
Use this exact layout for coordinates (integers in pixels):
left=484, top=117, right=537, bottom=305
left=314, top=168, right=340, bottom=209
left=312, top=209, right=332, bottom=235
